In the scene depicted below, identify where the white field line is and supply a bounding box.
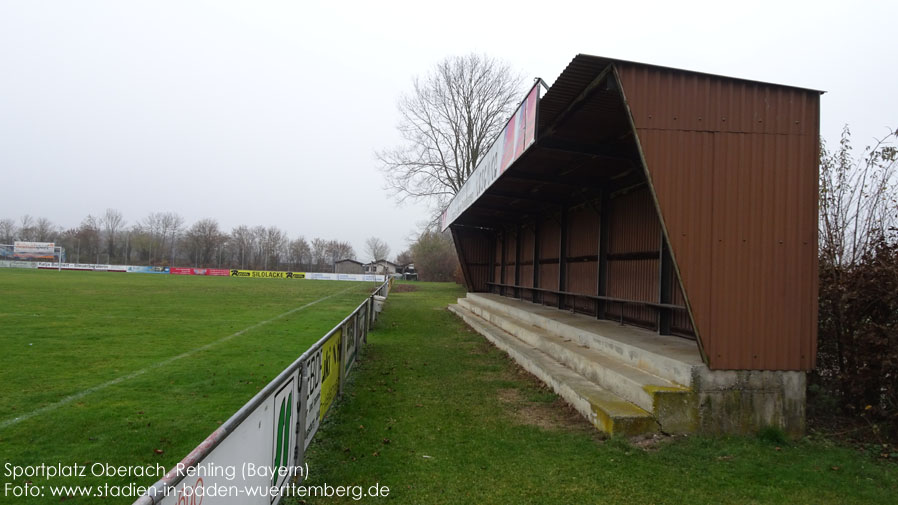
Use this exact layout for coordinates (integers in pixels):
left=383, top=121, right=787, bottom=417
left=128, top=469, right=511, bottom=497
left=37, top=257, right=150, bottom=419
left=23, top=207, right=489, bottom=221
left=0, top=287, right=355, bottom=431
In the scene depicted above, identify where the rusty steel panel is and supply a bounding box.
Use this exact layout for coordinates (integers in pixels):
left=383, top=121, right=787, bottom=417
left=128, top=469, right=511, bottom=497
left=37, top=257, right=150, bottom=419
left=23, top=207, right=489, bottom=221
left=618, top=64, right=819, bottom=370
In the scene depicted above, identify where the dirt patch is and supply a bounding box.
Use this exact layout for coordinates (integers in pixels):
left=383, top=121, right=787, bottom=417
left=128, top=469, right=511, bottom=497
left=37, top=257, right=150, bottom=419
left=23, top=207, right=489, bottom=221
left=496, top=386, right=598, bottom=434
left=467, top=341, right=493, bottom=355
left=497, top=388, right=523, bottom=403
left=390, top=284, right=418, bottom=293
left=514, top=398, right=598, bottom=434
left=630, top=432, right=679, bottom=451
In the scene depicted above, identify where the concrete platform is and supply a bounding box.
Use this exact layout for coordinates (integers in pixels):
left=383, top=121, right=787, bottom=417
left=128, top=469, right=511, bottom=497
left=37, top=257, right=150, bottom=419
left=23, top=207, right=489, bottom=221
left=450, top=293, right=806, bottom=437
left=449, top=303, right=659, bottom=436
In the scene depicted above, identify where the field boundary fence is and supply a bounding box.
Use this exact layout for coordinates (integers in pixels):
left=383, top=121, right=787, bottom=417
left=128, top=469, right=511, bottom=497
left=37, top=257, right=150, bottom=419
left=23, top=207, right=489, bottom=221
left=0, top=252, right=387, bottom=282
left=133, top=278, right=395, bottom=505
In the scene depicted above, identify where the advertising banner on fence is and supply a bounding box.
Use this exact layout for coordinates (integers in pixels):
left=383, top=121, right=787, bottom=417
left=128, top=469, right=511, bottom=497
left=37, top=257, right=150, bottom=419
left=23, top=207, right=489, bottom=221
left=440, top=82, right=541, bottom=231
left=0, top=260, right=38, bottom=269
left=320, top=329, right=342, bottom=421
left=344, top=319, right=357, bottom=375
left=171, top=267, right=230, bottom=276
left=303, top=346, right=323, bottom=450
left=230, top=269, right=305, bottom=279
left=126, top=265, right=170, bottom=274
left=36, top=262, right=124, bottom=271
left=306, top=272, right=384, bottom=282
left=149, top=370, right=300, bottom=505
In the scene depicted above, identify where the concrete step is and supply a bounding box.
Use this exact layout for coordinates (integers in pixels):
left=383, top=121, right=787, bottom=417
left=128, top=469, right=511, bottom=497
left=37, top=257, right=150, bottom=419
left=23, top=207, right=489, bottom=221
left=449, top=303, right=658, bottom=436
left=458, top=297, right=698, bottom=433
left=466, top=292, right=703, bottom=388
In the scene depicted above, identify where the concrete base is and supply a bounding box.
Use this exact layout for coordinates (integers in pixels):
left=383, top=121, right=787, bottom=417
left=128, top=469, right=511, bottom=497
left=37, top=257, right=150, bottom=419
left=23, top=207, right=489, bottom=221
left=695, top=370, right=806, bottom=438
left=450, top=293, right=806, bottom=437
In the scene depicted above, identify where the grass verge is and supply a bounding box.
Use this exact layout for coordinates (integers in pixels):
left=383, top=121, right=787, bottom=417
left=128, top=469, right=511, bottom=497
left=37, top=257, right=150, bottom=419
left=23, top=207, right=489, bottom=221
left=299, top=281, right=898, bottom=505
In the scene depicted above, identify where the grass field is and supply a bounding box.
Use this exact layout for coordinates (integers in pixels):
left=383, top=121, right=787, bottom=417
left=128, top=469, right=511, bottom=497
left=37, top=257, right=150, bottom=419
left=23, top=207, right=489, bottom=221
left=300, top=282, right=898, bottom=505
left=0, top=268, right=377, bottom=500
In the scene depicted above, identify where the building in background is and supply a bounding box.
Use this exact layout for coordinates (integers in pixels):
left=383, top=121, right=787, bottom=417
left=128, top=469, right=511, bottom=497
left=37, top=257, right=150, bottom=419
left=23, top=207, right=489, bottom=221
left=335, top=259, right=364, bottom=274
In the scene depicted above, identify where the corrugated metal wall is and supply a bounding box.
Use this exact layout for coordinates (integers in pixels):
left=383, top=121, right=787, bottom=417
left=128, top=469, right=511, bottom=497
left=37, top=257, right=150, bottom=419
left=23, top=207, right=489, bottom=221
left=565, top=205, right=599, bottom=313
left=520, top=225, right=535, bottom=289
left=466, top=189, right=694, bottom=336
left=538, top=214, right=561, bottom=306
left=605, top=188, right=661, bottom=329
left=451, top=227, right=493, bottom=292
left=616, top=63, right=819, bottom=370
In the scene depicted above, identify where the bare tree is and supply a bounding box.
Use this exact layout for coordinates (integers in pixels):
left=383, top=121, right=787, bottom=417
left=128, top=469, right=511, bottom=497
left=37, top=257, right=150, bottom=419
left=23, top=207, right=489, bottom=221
left=395, top=249, right=413, bottom=266
left=33, top=217, right=57, bottom=242
left=263, top=226, right=287, bottom=270
left=326, top=240, right=355, bottom=269
left=410, top=229, right=459, bottom=282
left=311, top=238, right=329, bottom=271
left=184, top=218, right=226, bottom=267
left=378, top=53, right=523, bottom=211
left=819, top=126, right=898, bottom=267
left=289, top=237, right=311, bottom=271
left=365, top=236, right=390, bottom=262
left=99, top=209, right=125, bottom=262
left=161, top=212, right=184, bottom=266
left=18, top=215, right=35, bottom=241
left=230, top=225, right=254, bottom=269
left=0, top=218, right=17, bottom=244
left=77, top=215, right=101, bottom=263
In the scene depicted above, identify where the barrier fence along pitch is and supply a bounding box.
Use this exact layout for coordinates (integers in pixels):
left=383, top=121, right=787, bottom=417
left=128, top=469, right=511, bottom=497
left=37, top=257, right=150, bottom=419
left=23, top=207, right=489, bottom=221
left=133, top=278, right=393, bottom=505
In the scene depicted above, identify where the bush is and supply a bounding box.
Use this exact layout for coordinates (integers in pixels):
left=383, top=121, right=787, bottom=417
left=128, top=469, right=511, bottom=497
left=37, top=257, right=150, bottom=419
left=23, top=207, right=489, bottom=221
left=816, top=238, right=898, bottom=438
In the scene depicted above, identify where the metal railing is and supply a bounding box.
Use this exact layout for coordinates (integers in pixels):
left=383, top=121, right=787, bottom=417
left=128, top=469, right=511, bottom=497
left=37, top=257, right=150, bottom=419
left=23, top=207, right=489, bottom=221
left=134, top=278, right=393, bottom=505
left=486, top=281, right=684, bottom=334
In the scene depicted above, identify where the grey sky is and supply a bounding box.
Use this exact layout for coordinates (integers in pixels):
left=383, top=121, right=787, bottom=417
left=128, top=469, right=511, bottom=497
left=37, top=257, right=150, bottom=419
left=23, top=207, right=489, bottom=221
left=1, top=0, right=895, bottom=260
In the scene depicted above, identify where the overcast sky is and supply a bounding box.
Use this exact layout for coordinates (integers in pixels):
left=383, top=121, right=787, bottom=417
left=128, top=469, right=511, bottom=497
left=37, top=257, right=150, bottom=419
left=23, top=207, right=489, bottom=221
left=1, top=0, right=895, bottom=260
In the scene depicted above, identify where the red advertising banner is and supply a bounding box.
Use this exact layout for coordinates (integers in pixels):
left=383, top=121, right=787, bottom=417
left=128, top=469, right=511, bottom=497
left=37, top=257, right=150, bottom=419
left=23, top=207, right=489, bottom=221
left=170, top=267, right=194, bottom=275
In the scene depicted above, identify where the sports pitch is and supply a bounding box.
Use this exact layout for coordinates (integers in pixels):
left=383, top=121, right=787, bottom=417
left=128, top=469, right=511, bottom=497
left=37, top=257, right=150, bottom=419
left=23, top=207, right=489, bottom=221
left=0, top=269, right=376, bottom=497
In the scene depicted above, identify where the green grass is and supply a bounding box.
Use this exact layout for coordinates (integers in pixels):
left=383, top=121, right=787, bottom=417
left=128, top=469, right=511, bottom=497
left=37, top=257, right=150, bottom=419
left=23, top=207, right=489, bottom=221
left=0, top=268, right=377, bottom=500
left=299, top=281, right=898, bottom=505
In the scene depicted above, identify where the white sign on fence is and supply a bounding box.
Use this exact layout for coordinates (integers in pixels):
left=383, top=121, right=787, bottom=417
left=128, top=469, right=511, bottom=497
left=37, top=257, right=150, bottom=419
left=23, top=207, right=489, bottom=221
left=148, top=371, right=300, bottom=505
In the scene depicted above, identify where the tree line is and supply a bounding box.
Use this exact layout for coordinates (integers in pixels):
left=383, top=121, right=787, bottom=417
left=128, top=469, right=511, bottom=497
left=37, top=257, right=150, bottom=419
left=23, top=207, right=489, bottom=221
left=0, top=210, right=360, bottom=272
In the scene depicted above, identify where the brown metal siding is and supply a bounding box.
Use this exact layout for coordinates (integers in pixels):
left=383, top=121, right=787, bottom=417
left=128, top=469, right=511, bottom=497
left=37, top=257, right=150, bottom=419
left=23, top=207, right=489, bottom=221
left=520, top=226, right=535, bottom=288
left=617, top=63, right=819, bottom=370
left=538, top=215, right=561, bottom=305
left=504, top=230, right=516, bottom=292
left=605, top=188, right=662, bottom=328
left=565, top=205, right=599, bottom=299
left=452, top=227, right=493, bottom=292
